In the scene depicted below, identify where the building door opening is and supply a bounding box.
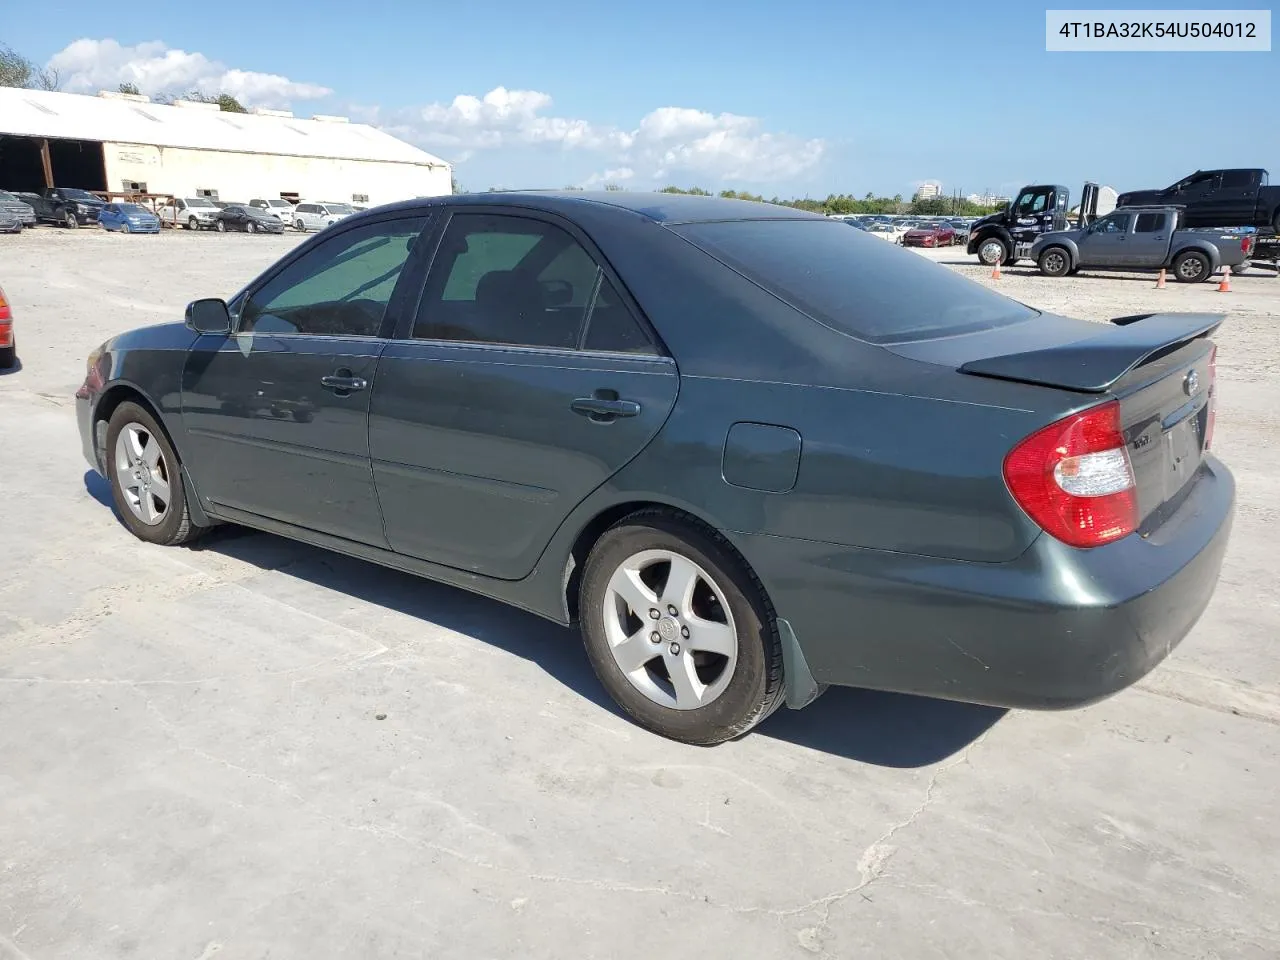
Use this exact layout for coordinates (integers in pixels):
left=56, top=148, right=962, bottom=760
left=47, top=139, right=107, bottom=192
left=0, top=136, right=45, bottom=192
left=0, top=136, right=106, bottom=193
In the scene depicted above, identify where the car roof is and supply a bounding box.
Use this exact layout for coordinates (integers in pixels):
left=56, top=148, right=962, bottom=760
left=370, top=190, right=829, bottom=225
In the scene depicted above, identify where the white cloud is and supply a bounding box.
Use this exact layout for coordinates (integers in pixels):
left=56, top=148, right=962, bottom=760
left=43, top=39, right=822, bottom=185
left=369, top=88, right=824, bottom=185
left=47, top=39, right=331, bottom=109
left=582, top=167, right=636, bottom=187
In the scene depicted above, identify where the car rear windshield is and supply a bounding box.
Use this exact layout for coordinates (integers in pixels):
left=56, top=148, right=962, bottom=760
left=672, top=219, right=1037, bottom=343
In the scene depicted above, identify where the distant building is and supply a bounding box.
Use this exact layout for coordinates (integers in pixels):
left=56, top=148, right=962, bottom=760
left=914, top=182, right=942, bottom=200
left=967, top=192, right=1011, bottom=207
left=0, top=87, right=451, bottom=205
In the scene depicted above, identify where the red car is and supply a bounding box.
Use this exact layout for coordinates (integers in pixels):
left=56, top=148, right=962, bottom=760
left=0, top=285, right=13, bottom=369
left=903, top=223, right=956, bottom=248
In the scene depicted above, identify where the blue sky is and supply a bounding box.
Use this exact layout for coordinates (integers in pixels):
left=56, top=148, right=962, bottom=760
left=6, top=0, right=1277, bottom=198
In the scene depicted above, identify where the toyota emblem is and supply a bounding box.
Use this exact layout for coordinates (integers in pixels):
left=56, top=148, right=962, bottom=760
left=1183, top=369, right=1200, bottom=396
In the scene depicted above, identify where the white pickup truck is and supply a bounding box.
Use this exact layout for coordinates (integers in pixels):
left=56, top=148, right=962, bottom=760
left=156, top=197, right=222, bottom=231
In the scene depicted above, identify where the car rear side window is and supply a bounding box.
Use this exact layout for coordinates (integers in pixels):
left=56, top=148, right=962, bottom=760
left=1134, top=213, right=1165, bottom=233
left=240, top=218, right=429, bottom=337
left=413, top=213, right=625, bottom=350
left=672, top=219, right=1037, bottom=344
left=1220, top=170, right=1255, bottom=189
left=582, top=277, right=654, bottom=354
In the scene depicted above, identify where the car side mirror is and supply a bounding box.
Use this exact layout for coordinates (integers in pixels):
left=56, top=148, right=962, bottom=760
left=185, top=298, right=232, bottom=334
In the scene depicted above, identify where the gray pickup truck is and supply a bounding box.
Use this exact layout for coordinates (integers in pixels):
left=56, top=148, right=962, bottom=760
left=1029, top=206, right=1255, bottom=282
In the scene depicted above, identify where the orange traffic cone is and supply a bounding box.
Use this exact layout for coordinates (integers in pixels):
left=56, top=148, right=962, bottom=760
left=990, top=260, right=1001, bottom=280
left=1155, top=268, right=1167, bottom=289
left=1217, top=265, right=1232, bottom=293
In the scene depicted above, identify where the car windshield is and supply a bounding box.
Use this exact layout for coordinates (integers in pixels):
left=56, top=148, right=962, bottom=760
left=0, top=191, right=18, bottom=202
left=63, top=189, right=97, bottom=201
left=120, top=204, right=150, bottom=215
left=673, top=219, right=1038, bottom=344
left=268, top=199, right=291, bottom=207
left=324, top=203, right=355, bottom=214
left=187, top=198, right=217, bottom=208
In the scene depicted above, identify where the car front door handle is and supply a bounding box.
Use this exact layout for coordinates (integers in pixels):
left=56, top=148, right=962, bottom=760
left=321, top=373, right=368, bottom=392
left=571, top=396, right=641, bottom=421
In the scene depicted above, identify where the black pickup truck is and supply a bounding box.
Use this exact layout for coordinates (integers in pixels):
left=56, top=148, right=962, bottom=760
left=1116, top=169, right=1280, bottom=231
left=13, top=187, right=106, bottom=228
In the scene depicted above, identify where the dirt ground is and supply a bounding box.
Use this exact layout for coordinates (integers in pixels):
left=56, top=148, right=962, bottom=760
left=0, top=226, right=1277, bottom=960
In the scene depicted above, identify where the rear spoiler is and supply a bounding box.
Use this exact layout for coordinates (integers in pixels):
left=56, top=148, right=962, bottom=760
left=958, top=313, right=1224, bottom=393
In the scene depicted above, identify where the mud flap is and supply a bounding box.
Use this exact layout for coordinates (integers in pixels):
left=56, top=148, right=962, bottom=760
left=778, top=617, right=825, bottom=710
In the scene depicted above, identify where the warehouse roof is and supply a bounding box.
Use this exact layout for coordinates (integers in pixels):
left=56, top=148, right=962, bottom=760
left=0, top=87, right=449, bottom=168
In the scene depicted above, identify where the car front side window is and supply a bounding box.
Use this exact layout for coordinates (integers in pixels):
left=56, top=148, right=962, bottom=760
left=239, top=218, right=429, bottom=337
left=1095, top=214, right=1132, bottom=234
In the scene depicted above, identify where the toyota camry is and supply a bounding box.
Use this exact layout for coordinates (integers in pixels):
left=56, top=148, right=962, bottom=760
left=75, top=192, right=1235, bottom=744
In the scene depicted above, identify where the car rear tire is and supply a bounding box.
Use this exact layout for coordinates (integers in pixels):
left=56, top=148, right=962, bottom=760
left=105, top=401, right=207, bottom=547
left=1173, top=250, right=1211, bottom=283
left=1038, top=246, right=1071, bottom=277
left=64, top=211, right=78, bottom=229
left=579, top=510, right=785, bottom=745
left=977, top=237, right=1008, bottom=266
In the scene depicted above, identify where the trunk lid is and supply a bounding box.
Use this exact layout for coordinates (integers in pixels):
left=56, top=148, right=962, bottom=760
left=890, top=311, right=1222, bottom=532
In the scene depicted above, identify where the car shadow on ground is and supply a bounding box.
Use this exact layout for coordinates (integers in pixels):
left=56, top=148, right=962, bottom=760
left=83, top=472, right=1005, bottom=766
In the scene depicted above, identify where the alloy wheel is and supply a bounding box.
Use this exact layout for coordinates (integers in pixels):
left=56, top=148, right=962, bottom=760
left=602, top=548, right=738, bottom=710
left=113, top=422, right=172, bottom=525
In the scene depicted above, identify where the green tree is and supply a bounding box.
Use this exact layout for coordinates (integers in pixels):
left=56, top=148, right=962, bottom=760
left=118, top=81, right=141, bottom=95
left=185, top=90, right=248, bottom=113
left=0, top=43, right=59, bottom=90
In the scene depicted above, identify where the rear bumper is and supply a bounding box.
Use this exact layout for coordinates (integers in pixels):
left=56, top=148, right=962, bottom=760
left=738, top=456, right=1235, bottom=710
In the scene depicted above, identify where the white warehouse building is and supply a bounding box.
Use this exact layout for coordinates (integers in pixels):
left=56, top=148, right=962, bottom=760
left=0, top=87, right=451, bottom=207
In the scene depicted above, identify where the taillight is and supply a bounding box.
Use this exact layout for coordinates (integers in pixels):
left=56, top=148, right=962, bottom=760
left=0, top=286, right=10, bottom=323
left=1241, top=236, right=1254, bottom=255
left=1004, top=400, right=1137, bottom=548
left=1205, top=343, right=1217, bottom=450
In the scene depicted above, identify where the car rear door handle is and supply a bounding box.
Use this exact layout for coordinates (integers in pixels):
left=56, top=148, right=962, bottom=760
left=571, top=396, right=641, bottom=421
left=321, top=373, right=368, bottom=392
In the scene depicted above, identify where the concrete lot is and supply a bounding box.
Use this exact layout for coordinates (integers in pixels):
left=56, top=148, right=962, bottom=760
left=1, top=227, right=1277, bottom=960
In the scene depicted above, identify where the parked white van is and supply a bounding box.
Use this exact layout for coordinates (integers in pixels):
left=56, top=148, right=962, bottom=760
left=292, top=201, right=356, bottom=232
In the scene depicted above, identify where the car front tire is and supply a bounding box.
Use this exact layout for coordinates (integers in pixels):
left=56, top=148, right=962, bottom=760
left=1038, top=246, right=1071, bottom=277
left=977, top=237, right=1008, bottom=265
left=64, top=211, right=78, bottom=229
left=579, top=510, right=785, bottom=745
left=105, top=401, right=207, bottom=546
